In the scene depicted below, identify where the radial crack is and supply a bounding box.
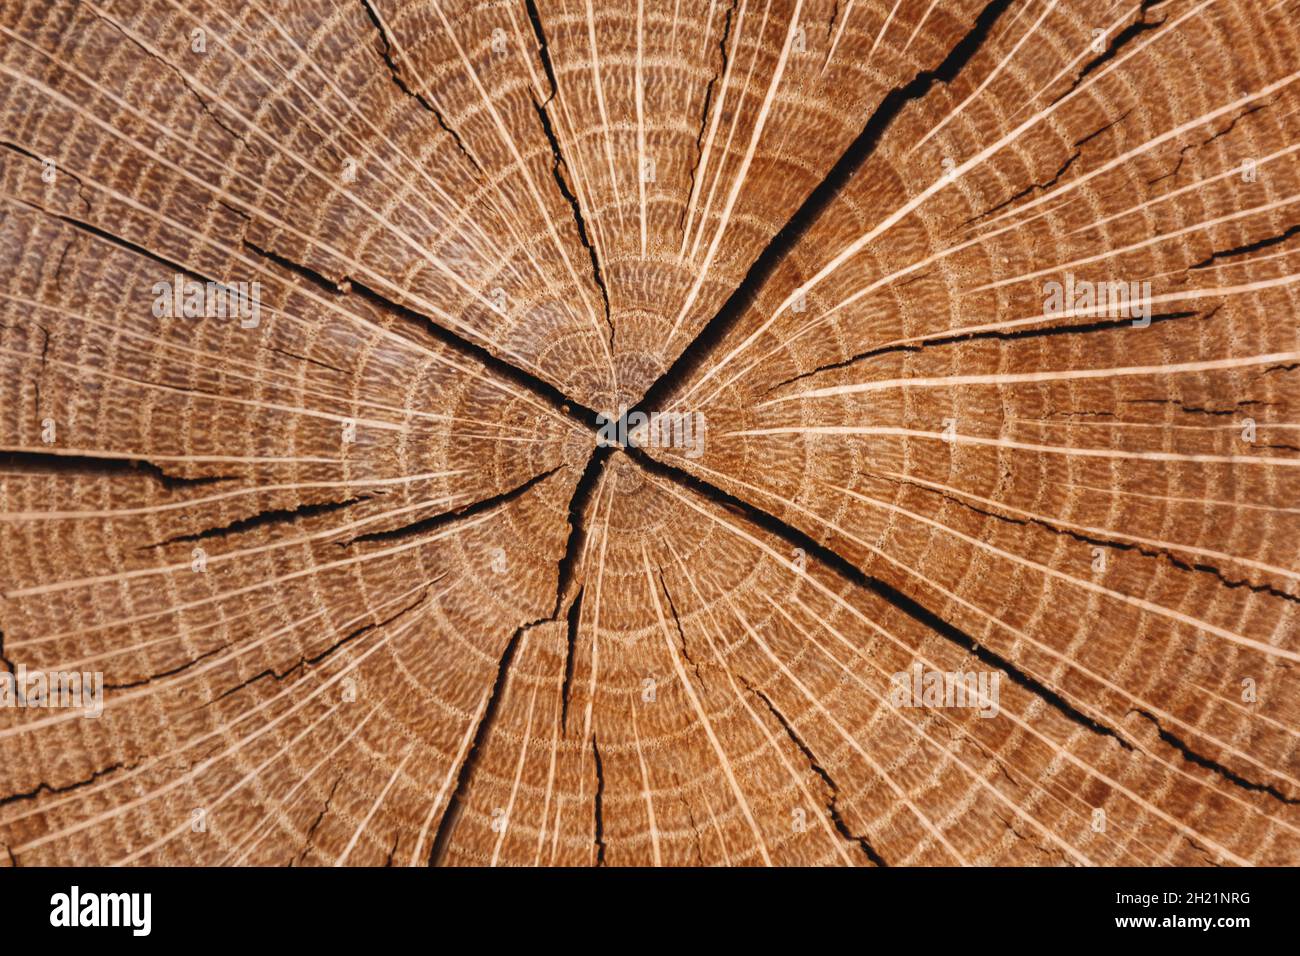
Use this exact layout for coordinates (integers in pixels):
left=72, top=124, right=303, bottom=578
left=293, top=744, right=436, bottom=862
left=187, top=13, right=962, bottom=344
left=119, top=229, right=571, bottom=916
left=1130, top=709, right=1299, bottom=805
left=634, top=0, right=1017, bottom=413
left=628, top=447, right=1136, bottom=751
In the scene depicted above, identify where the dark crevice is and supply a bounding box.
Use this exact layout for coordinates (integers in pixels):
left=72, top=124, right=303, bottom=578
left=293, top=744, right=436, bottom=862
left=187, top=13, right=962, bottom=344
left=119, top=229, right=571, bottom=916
left=1147, top=102, right=1270, bottom=187
left=746, top=679, right=887, bottom=866
left=560, top=586, right=584, bottom=733
left=763, top=310, right=1201, bottom=396
left=1072, top=108, right=1133, bottom=148
left=680, top=0, right=737, bottom=237
left=342, top=469, right=556, bottom=546
left=1052, top=0, right=1165, bottom=105
left=531, top=97, right=615, bottom=353
left=427, top=617, right=536, bottom=866
left=207, top=587, right=432, bottom=707
left=634, top=0, right=1017, bottom=414
left=295, top=776, right=341, bottom=866
left=83, top=8, right=248, bottom=145
left=0, top=760, right=130, bottom=809
left=1130, top=709, right=1299, bottom=805
left=105, top=643, right=230, bottom=691
left=882, top=473, right=1300, bottom=604
left=426, top=445, right=607, bottom=862
left=0, top=451, right=233, bottom=490
left=524, top=0, right=615, bottom=351
left=555, top=446, right=613, bottom=732
left=0, top=629, right=12, bottom=674
left=144, top=495, right=371, bottom=549
left=592, top=735, right=607, bottom=865
left=266, top=345, right=347, bottom=374
left=242, top=239, right=601, bottom=429
left=658, top=569, right=701, bottom=680
left=358, top=0, right=482, bottom=173
left=963, top=150, right=1080, bottom=226
left=628, top=446, right=1135, bottom=751
left=1189, top=222, right=1300, bottom=270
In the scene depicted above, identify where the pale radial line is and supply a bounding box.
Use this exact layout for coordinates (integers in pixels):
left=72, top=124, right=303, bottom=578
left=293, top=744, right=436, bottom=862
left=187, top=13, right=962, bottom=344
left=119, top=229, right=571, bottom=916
left=413, top=689, right=490, bottom=867
left=503, top=8, right=616, bottom=266
left=649, top=468, right=1300, bottom=790
left=1012, top=417, right=1300, bottom=433
left=491, top=685, right=539, bottom=867
left=335, top=744, right=418, bottom=866
left=1050, top=477, right=1300, bottom=515
left=682, top=133, right=1297, bottom=410
left=723, top=423, right=1300, bottom=470
left=114, top=698, right=349, bottom=866
left=901, top=0, right=940, bottom=52
left=910, top=0, right=1061, bottom=154
left=677, top=475, right=1295, bottom=849
left=1006, top=3, right=1168, bottom=122
left=704, top=798, right=731, bottom=864
left=584, top=0, right=628, bottom=238
left=532, top=715, right=562, bottom=865
left=13, top=609, right=425, bottom=853
left=3, top=491, right=466, bottom=599
left=773, top=595, right=1156, bottom=865
left=873, top=469, right=1300, bottom=583
left=867, top=0, right=904, bottom=62
left=688, top=0, right=766, bottom=264
left=640, top=543, right=774, bottom=864
left=671, top=0, right=804, bottom=334
left=698, top=266, right=1300, bottom=407
left=973, top=192, right=1300, bottom=292
left=722, top=596, right=969, bottom=864
left=826, top=481, right=1300, bottom=664
left=678, top=0, right=749, bottom=259
left=762, top=350, right=1300, bottom=405
left=429, top=0, right=617, bottom=389
left=629, top=703, right=663, bottom=866
left=678, top=0, right=1224, bottom=400
left=970, top=70, right=1300, bottom=237
left=226, top=707, right=380, bottom=866
left=761, top=596, right=1098, bottom=866
left=664, top=542, right=857, bottom=865
left=840, top=271, right=1300, bottom=350
left=1147, top=244, right=1300, bottom=281
left=636, top=0, right=648, bottom=257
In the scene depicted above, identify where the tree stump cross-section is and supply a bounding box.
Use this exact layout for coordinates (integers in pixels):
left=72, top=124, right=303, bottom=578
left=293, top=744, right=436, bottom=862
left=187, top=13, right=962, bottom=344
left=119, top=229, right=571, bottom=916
left=0, top=0, right=1298, bottom=866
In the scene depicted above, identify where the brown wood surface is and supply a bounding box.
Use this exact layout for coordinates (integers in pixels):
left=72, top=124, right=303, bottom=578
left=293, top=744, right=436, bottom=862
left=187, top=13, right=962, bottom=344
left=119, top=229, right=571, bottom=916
left=1, top=0, right=1298, bottom=866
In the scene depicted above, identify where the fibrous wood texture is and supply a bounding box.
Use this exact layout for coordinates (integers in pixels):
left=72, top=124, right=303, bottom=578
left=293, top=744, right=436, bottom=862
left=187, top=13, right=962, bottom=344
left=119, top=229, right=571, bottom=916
left=1, top=0, right=1298, bottom=867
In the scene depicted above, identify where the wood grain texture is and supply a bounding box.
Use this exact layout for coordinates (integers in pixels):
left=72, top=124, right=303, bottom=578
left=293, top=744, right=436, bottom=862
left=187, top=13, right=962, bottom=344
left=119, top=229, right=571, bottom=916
left=0, top=0, right=1297, bottom=866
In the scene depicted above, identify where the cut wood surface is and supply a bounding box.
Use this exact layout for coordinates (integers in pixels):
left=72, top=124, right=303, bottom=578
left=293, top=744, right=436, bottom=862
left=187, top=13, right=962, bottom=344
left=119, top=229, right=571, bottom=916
left=1, top=0, right=1298, bottom=866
